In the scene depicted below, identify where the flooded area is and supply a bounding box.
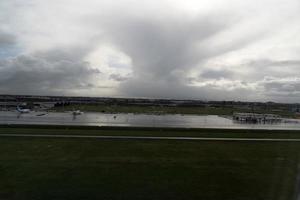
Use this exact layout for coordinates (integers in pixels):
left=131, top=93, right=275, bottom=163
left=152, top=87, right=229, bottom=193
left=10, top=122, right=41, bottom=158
left=1, top=111, right=300, bottom=130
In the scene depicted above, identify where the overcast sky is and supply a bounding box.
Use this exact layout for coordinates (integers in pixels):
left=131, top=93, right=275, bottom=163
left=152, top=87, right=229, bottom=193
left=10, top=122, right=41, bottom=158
left=0, top=0, right=300, bottom=102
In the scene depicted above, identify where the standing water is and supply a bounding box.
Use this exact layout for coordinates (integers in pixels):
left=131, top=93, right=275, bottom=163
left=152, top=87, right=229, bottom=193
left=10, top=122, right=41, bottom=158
left=1, top=111, right=300, bottom=130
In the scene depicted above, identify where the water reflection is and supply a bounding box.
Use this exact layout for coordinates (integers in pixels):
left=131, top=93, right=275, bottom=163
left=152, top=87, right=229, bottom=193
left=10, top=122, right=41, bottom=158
left=1, top=111, right=300, bottom=130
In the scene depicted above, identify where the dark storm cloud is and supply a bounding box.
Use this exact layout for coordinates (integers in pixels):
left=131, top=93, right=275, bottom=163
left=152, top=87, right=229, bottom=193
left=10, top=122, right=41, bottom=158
left=96, top=12, right=262, bottom=100
left=103, top=15, right=226, bottom=77
left=1, top=0, right=300, bottom=101
left=0, top=47, right=101, bottom=95
left=109, top=73, right=129, bottom=82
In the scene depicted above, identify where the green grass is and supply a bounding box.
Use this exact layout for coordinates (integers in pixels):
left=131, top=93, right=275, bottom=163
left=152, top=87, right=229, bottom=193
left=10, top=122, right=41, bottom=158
left=1, top=125, right=300, bottom=139
left=51, top=104, right=296, bottom=118
left=0, top=127, right=300, bottom=200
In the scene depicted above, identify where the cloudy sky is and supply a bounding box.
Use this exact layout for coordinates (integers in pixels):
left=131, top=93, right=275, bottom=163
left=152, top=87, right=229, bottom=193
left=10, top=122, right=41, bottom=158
left=0, top=0, right=300, bottom=102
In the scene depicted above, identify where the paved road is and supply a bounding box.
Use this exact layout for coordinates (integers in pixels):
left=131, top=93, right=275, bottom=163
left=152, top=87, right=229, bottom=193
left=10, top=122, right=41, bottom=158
left=1, top=133, right=300, bottom=142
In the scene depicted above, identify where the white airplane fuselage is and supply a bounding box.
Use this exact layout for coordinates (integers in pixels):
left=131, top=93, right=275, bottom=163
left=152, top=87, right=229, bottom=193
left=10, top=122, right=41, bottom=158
left=17, top=106, right=30, bottom=113
left=72, top=110, right=83, bottom=115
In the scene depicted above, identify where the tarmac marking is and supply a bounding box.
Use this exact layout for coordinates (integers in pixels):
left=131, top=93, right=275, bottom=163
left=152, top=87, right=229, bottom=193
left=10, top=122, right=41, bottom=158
left=1, top=134, right=300, bottom=142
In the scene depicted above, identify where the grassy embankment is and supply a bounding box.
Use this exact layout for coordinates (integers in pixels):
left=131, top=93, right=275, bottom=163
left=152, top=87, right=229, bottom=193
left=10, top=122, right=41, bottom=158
left=51, top=104, right=296, bottom=117
left=0, top=126, right=300, bottom=200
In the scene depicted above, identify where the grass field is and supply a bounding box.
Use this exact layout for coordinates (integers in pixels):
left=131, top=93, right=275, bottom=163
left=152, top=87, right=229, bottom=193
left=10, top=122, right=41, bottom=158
left=0, top=127, right=300, bottom=200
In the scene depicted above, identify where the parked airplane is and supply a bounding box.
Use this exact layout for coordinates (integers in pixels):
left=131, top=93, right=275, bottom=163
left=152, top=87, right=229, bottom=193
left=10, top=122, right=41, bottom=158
left=16, top=106, right=30, bottom=113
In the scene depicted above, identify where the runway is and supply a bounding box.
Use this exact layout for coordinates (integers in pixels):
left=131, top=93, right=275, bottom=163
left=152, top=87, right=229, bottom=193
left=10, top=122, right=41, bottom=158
left=1, top=133, right=300, bottom=142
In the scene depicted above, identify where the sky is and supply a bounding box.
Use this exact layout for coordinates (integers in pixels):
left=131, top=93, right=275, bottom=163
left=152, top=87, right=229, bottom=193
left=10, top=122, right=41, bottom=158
left=0, top=0, right=300, bottom=102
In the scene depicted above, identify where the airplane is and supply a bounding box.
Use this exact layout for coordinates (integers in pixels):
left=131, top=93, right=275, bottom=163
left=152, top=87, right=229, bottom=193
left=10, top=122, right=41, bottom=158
left=72, top=110, right=83, bottom=115
left=16, top=106, right=31, bottom=113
